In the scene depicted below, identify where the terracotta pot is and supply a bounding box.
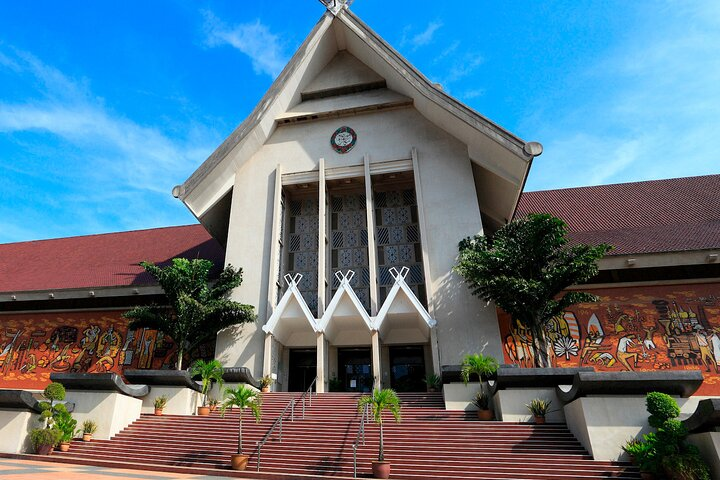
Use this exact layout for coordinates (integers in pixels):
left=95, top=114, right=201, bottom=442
left=534, top=415, right=546, bottom=424
left=82, top=433, right=92, bottom=442
left=154, top=408, right=163, bottom=416
left=58, top=442, right=70, bottom=452
left=230, top=454, right=249, bottom=471
left=372, top=461, right=391, bottom=479
left=261, top=386, right=270, bottom=393
left=477, top=409, right=493, bottom=421
left=197, top=406, right=211, bottom=416
left=37, top=444, right=54, bottom=456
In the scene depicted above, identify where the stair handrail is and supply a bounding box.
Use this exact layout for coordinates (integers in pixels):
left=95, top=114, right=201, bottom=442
left=256, top=397, right=294, bottom=471
left=352, top=402, right=370, bottom=478
left=297, top=376, right=317, bottom=418
left=255, top=377, right=317, bottom=472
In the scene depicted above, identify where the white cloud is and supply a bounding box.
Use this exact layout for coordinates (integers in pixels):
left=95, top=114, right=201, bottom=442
left=202, top=10, right=287, bottom=78
left=0, top=48, right=216, bottom=242
left=523, top=1, right=720, bottom=190
left=400, top=21, right=443, bottom=51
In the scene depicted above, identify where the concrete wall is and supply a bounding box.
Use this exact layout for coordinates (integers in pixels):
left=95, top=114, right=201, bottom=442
left=562, top=395, right=710, bottom=461
left=219, top=106, right=501, bottom=375
left=0, top=410, right=37, bottom=453
left=142, top=387, right=202, bottom=416
left=65, top=391, right=142, bottom=440
left=494, top=388, right=565, bottom=423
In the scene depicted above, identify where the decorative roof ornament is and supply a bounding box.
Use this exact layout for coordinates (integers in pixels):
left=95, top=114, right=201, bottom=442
left=318, top=0, right=354, bottom=15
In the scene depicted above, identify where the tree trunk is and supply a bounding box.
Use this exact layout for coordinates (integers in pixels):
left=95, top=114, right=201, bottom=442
left=176, top=348, right=183, bottom=371
left=378, top=420, right=384, bottom=461
left=531, top=324, right=549, bottom=368
left=238, top=412, right=243, bottom=455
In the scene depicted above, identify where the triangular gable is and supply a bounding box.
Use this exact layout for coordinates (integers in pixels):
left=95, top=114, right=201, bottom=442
left=177, top=5, right=541, bottom=232
left=263, top=274, right=319, bottom=347
left=318, top=270, right=374, bottom=346
left=375, top=267, right=436, bottom=344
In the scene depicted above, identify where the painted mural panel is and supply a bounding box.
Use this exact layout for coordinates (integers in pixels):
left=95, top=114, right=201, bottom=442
left=0, top=310, right=190, bottom=389
left=497, top=283, right=720, bottom=395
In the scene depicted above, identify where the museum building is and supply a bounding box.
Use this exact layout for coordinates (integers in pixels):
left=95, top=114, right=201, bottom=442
left=1, top=3, right=719, bottom=396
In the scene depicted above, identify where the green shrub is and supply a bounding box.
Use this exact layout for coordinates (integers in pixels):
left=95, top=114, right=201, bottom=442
left=646, top=391, right=680, bottom=428
left=30, top=428, right=62, bottom=451
left=526, top=398, right=551, bottom=417
left=82, top=420, right=97, bottom=435
left=54, top=410, right=78, bottom=443
left=43, top=382, right=66, bottom=402
left=660, top=453, right=711, bottom=480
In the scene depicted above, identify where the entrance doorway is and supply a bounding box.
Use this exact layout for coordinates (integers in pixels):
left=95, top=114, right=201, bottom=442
left=389, top=345, right=426, bottom=392
left=288, top=349, right=316, bottom=392
left=338, top=348, right=373, bottom=392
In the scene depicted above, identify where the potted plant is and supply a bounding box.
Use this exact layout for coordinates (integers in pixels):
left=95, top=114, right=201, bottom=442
left=422, top=373, right=441, bottom=392
left=357, top=388, right=402, bottom=479
left=221, top=385, right=261, bottom=470
left=82, top=420, right=97, bottom=442
left=30, top=427, right=62, bottom=455
left=154, top=395, right=168, bottom=415
left=260, top=375, right=273, bottom=393
left=54, top=410, right=78, bottom=452
left=37, top=382, right=67, bottom=429
left=526, top=398, right=551, bottom=424
left=191, top=359, right=224, bottom=416
left=461, top=353, right=498, bottom=384
left=473, top=391, right=493, bottom=421
left=208, top=397, right=220, bottom=413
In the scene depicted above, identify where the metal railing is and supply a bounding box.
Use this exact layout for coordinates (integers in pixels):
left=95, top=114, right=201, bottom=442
left=255, top=377, right=317, bottom=472
left=352, top=403, right=370, bottom=478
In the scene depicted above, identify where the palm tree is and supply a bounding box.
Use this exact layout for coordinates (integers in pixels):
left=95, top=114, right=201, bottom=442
left=190, top=359, right=224, bottom=406
left=461, top=353, right=499, bottom=384
left=123, top=258, right=255, bottom=369
left=221, top=385, right=261, bottom=458
left=357, top=388, right=401, bottom=462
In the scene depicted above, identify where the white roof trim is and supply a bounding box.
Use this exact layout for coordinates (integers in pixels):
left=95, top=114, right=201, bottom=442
left=375, top=267, right=437, bottom=331
left=318, top=270, right=375, bottom=333
left=262, top=274, right=319, bottom=336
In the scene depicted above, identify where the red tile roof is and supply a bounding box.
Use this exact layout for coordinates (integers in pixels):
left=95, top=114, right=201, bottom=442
left=0, top=225, right=224, bottom=293
left=516, top=174, right=720, bottom=255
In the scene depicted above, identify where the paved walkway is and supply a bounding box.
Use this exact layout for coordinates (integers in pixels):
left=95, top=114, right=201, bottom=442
left=0, top=458, right=238, bottom=480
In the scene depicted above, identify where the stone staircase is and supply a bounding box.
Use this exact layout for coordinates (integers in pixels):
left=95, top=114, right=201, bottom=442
left=11, top=392, right=640, bottom=479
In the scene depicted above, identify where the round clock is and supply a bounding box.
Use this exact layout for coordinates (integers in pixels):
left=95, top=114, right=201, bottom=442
left=330, top=126, right=357, bottom=154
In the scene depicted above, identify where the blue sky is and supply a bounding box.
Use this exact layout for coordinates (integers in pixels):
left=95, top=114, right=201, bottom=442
left=0, top=1, right=718, bottom=243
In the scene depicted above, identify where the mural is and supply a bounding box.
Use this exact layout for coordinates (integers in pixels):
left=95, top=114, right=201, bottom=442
left=497, top=283, right=720, bottom=396
left=0, top=310, right=203, bottom=390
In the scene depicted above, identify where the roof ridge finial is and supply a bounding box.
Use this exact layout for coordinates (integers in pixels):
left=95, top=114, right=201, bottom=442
left=319, top=0, right=354, bottom=15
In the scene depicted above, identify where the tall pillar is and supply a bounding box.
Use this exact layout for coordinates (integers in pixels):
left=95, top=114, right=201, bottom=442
left=316, top=332, right=326, bottom=393
left=263, top=332, right=273, bottom=377
left=371, top=330, right=381, bottom=390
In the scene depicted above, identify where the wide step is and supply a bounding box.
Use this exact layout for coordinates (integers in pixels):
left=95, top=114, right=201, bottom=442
left=14, top=392, right=639, bottom=479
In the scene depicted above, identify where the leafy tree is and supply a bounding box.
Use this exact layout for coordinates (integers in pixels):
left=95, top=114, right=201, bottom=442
left=358, top=388, right=402, bottom=462
left=190, top=359, right=224, bottom=406
left=123, top=258, right=255, bottom=370
left=454, top=213, right=611, bottom=367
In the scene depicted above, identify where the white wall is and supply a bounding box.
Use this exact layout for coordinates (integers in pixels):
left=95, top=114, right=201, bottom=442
left=218, top=107, right=502, bottom=375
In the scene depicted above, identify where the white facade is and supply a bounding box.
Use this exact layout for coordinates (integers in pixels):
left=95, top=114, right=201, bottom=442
left=176, top=4, right=541, bottom=393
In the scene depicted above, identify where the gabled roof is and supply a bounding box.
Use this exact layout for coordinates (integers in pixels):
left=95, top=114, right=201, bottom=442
left=262, top=274, right=319, bottom=347
left=318, top=271, right=374, bottom=345
left=375, top=267, right=436, bottom=344
left=176, top=6, right=541, bottom=236
left=516, top=174, right=720, bottom=255
left=0, top=225, right=223, bottom=293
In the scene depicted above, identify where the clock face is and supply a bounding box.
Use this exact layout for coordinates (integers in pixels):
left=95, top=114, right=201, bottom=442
left=330, top=126, right=357, bottom=154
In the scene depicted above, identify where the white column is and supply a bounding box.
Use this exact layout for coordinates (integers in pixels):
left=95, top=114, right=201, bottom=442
left=364, top=154, right=380, bottom=315
left=318, top=158, right=327, bottom=316
left=266, top=164, right=284, bottom=316
left=316, top=332, right=326, bottom=393
left=263, top=332, right=274, bottom=377
left=412, top=147, right=441, bottom=375
left=371, top=330, right=382, bottom=390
